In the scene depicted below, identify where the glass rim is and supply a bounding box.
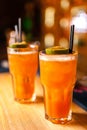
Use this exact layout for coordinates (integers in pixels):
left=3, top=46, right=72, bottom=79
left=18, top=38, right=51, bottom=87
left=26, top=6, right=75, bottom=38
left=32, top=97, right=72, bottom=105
left=7, top=43, right=38, bottom=49
left=39, top=50, right=78, bottom=61
left=7, top=44, right=38, bottom=54
left=39, top=50, right=78, bottom=56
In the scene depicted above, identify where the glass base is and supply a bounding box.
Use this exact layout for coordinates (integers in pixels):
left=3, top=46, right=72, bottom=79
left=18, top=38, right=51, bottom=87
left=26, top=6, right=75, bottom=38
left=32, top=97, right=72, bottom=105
left=45, top=113, right=72, bottom=124
left=14, top=94, right=36, bottom=104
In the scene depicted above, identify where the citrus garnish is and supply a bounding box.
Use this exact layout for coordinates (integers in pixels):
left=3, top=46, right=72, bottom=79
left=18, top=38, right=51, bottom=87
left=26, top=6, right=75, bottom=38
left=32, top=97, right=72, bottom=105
left=45, top=46, right=69, bottom=54
left=9, top=41, right=28, bottom=48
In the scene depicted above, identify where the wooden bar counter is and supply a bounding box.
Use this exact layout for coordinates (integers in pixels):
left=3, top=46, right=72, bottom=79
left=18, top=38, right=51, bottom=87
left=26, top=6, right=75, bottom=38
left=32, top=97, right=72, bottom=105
left=0, top=72, right=87, bottom=130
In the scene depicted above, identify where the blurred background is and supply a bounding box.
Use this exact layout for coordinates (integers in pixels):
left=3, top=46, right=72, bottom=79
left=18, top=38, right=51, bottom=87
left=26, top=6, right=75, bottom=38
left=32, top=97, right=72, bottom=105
left=0, top=0, right=87, bottom=76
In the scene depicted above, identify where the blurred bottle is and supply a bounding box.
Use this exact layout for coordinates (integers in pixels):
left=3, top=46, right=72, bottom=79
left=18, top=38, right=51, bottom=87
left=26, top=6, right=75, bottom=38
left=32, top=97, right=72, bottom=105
left=22, top=1, right=35, bottom=42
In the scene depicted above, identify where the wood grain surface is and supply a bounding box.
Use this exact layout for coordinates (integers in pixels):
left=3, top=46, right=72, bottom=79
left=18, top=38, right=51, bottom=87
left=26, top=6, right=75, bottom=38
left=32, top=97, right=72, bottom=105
left=0, top=73, right=87, bottom=130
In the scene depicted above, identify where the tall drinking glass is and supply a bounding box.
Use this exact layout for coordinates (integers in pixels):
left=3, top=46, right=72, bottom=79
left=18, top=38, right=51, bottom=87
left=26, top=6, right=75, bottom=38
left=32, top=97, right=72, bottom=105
left=7, top=43, right=38, bottom=103
left=39, top=51, right=78, bottom=124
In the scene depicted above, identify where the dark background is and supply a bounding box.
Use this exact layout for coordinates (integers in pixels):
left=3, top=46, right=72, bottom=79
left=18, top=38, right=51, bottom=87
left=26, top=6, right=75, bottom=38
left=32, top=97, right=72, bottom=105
left=0, top=0, right=25, bottom=43
left=0, top=0, right=41, bottom=60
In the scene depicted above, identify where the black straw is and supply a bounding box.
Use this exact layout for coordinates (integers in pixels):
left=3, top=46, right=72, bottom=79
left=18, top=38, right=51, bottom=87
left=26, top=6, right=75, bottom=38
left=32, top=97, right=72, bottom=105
left=69, top=25, right=75, bottom=53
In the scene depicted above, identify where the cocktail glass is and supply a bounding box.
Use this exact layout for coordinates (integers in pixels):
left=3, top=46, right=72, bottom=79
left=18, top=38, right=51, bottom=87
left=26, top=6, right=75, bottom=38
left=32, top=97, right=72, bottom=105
left=39, top=50, right=78, bottom=124
left=7, top=43, right=38, bottom=103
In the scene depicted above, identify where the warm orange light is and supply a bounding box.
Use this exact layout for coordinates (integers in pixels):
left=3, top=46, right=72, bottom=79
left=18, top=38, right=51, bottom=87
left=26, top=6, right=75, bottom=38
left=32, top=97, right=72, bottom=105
left=59, top=18, right=69, bottom=28
left=44, top=33, right=54, bottom=47
left=59, top=38, right=68, bottom=47
left=45, top=7, right=55, bottom=27
left=60, top=0, right=70, bottom=10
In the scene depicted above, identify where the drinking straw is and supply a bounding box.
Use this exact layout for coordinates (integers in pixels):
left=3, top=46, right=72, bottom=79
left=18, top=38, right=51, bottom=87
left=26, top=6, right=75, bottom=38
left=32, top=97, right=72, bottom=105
left=18, top=18, right=22, bottom=42
left=69, top=25, right=75, bottom=53
left=14, top=25, right=19, bottom=42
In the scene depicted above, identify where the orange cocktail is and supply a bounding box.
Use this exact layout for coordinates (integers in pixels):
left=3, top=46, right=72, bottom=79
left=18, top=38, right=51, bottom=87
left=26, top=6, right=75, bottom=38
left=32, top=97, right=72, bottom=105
left=39, top=51, right=78, bottom=124
left=7, top=44, right=38, bottom=103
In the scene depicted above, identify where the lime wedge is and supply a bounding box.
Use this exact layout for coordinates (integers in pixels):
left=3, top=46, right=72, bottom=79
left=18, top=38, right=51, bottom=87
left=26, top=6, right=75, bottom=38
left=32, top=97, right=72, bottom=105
left=9, top=41, right=28, bottom=48
left=46, top=46, right=69, bottom=54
